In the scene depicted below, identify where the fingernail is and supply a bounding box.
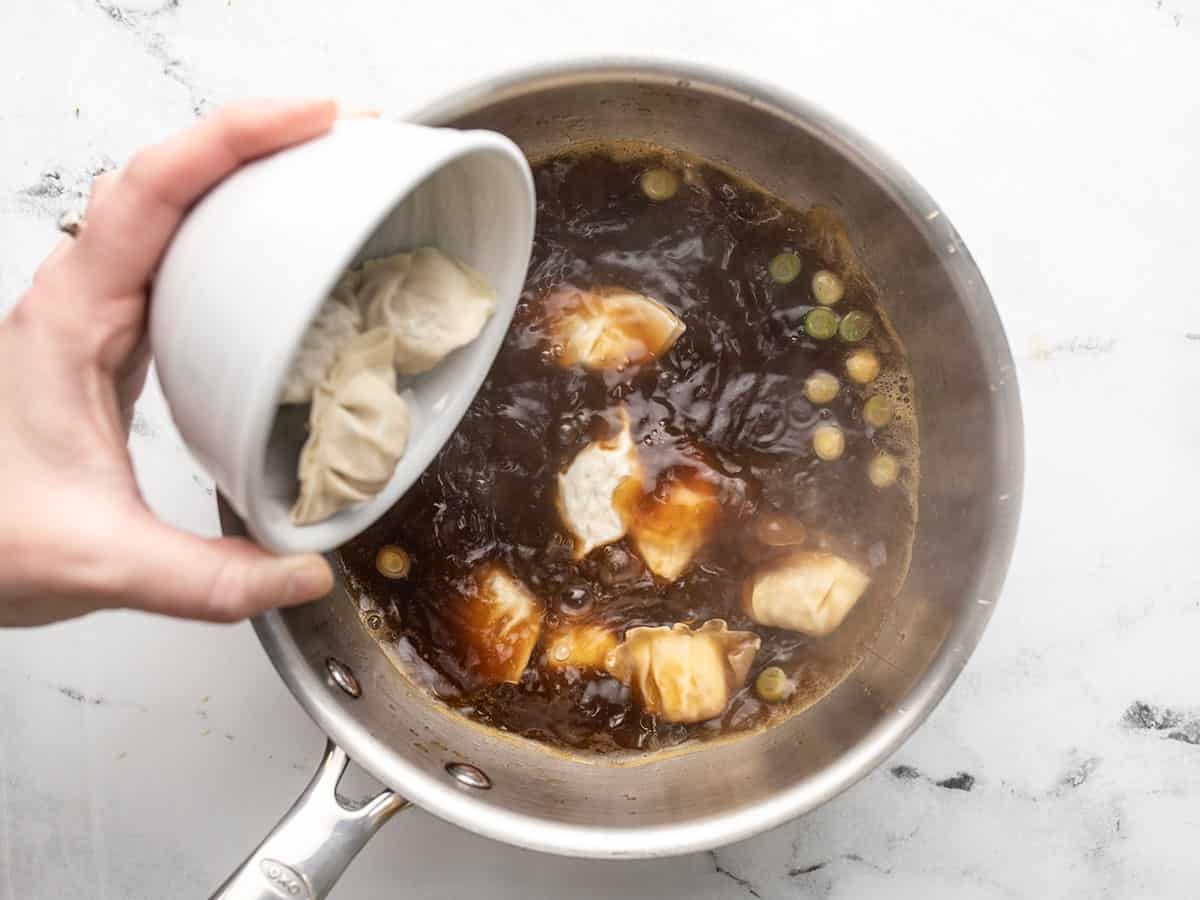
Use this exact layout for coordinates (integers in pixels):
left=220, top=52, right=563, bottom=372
left=256, top=97, right=338, bottom=119
left=336, top=102, right=383, bottom=119
left=283, top=556, right=334, bottom=604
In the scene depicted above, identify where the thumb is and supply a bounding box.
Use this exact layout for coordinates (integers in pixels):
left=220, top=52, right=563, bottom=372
left=118, top=517, right=334, bottom=622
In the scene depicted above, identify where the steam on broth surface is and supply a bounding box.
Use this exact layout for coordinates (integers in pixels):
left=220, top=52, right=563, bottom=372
left=339, top=144, right=918, bottom=755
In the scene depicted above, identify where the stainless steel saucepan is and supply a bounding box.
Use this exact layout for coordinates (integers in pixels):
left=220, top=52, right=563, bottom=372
left=210, top=59, right=1023, bottom=900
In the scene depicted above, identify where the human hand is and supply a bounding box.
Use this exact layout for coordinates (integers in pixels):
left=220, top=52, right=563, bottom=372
left=0, top=99, right=340, bottom=627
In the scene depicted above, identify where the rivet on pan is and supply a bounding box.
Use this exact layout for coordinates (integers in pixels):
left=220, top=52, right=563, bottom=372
left=326, top=658, right=361, bottom=698
left=446, top=762, right=491, bottom=790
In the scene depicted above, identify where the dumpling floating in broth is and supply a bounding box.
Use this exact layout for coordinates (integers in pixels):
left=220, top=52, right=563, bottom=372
left=545, top=286, right=685, bottom=372
left=629, top=473, right=721, bottom=581
left=543, top=623, right=618, bottom=671
left=742, top=550, right=870, bottom=637
left=352, top=247, right=497, bottom=374
left=604, top=620, right=760, bottom=723
left=446, top=562, right=543, bottom=685
left=557, top=409, right=643, bottom=559
left=291, top=328, right=410, bottom=525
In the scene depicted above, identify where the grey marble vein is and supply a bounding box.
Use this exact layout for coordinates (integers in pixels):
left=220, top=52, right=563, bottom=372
left=11, top=157, right=115, bottom=221
left=1124, top=700, right=1200, bottom=746
left=708, top=850, right=763, bottom=899
left=1056, top=756, right=1101, bottom=790
left=92, top=0, right=208, bottom=116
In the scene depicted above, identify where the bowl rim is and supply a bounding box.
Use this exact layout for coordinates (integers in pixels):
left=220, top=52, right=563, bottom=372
left=250, top=55, right=1024, bottom=858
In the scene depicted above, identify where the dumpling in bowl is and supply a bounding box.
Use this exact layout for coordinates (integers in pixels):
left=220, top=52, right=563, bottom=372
left=285, top=248, right=499, bottom=525
left=282, top=248, right=496, bottom=399
left=446, top=562, right=543, bottom=685
left=350, top=247, right=497, bottom=374
left=545, top=286, right=685, bottom=372
left=291, top=328, right=410, bottom=525
left=742, top=550, right=870, bottom=637
left=279, top=296, right=362, bottom=404
left=604, top=620, right=760, bottom=723
left=557, top=409, right=643, bottom=559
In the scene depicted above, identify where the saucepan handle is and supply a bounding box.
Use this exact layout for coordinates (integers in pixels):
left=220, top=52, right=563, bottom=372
left=210, top=740, right=410, bottom=900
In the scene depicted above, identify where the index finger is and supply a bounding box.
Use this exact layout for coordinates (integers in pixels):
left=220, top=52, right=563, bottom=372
left=73, top=98, right=338, bottom=297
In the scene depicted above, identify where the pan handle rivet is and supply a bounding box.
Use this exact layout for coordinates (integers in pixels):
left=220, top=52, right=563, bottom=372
left=446, top=762, right=491, bottom=790
left=326, top=657, right=361, bottom=698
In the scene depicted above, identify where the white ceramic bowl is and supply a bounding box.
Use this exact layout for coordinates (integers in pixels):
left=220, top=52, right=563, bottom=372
left=150, top=118, right=535, bottom=553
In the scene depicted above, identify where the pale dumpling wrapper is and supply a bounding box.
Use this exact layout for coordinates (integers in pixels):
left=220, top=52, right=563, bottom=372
left=285, top=248, right=498, bottom=526
left=630, top=474, right=721, bottom=581
left=742, top=550, right=870, bottom=637
left=557, top=410, right=643, bottom=559
left=279, top=297, right=362, bottom=404
left=447, top=563, right=543, bottom=685
left=353, top=248, right=497, bottom=374
left=546, top=286, right=685, bottom=371
left=605, top=620, right=760, bottom=723
left=543, top=623, right=618, bottom=670
left=291, top=328, right=410, bottom=525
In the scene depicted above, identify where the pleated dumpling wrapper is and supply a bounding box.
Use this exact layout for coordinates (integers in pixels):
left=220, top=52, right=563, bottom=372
left=543, top=623, right=619, bottom=671
left=630, top=473, right=721, bottom=582
left=545, top=286, right=685, bottom=372
left=351, top=247, right=497, bottom=374
left=447, top=562, right=543, bottom=685
left=279, top=297, right=362, bottom=404
left=557, top=409, right=643, bottom=559
left=742, top=550, right=870, bottom=637
left=605, top=620, right=760, bottom=724
left=291, top=328, right=410, bottom=525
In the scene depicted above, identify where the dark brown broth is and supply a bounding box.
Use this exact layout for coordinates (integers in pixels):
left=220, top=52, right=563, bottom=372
left=340, top=145, right=918, bottom=755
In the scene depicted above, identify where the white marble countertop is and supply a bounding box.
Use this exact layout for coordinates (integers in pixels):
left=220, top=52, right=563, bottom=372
left=3, top=1, right=1200, bottom=897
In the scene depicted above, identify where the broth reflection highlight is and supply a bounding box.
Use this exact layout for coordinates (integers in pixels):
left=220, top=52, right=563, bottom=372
left=340, top=144, right=918, bottom=755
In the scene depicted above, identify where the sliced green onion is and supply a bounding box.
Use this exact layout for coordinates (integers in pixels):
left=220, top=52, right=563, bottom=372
left=805, top=307, right=839, bottom=340
left=755, top=666, right=793, bottom=703
left=769, top=252, right=802, bottom=284
left=811, top=269, right=845, bottom=305
left=868, top=452, right=900, bottom=487
left=754, top=513, right=808, bottom=547
left=640, top=167, right=680, bottom=201
left=838, top=310, right=872, bottom=342
left=863, top=395, right=894, bottom=428
left=375, top=545, right=411, bottom=579
left=845, top=349, right=881, bottom=384
left=812, top=424, right=845, bottom=461
left=804, top=370, right=840, bottom=405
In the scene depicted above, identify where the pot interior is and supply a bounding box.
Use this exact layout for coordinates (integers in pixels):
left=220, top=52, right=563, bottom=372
left=247, top=63, right=1022, bottom=858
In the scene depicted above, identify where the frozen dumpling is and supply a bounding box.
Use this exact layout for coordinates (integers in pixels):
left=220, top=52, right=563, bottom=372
left=291, top=328, right=410, bottom=525
left=605, top=620, right=760, bottom=723
left=280, top=296, right=362, bottom=404
left=629, top=474, right=720, bottom=581
left=543, top=623, right=618, bottom=671
left=557, top=410, right=643, bottom=558
left=742, top=550, right=870, bottom=637
left=283, top=248, right=495, bottom=400
left=447, top=562, right=543, bottom=685
left=545, top=286, right=685, bottom=372
left=285, top=248, right=499, bottom=525
left=351, top=248, right=497, bottom=374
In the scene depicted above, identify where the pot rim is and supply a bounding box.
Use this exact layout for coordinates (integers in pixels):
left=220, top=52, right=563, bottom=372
left=251, top=55, right=1024, bottom=859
